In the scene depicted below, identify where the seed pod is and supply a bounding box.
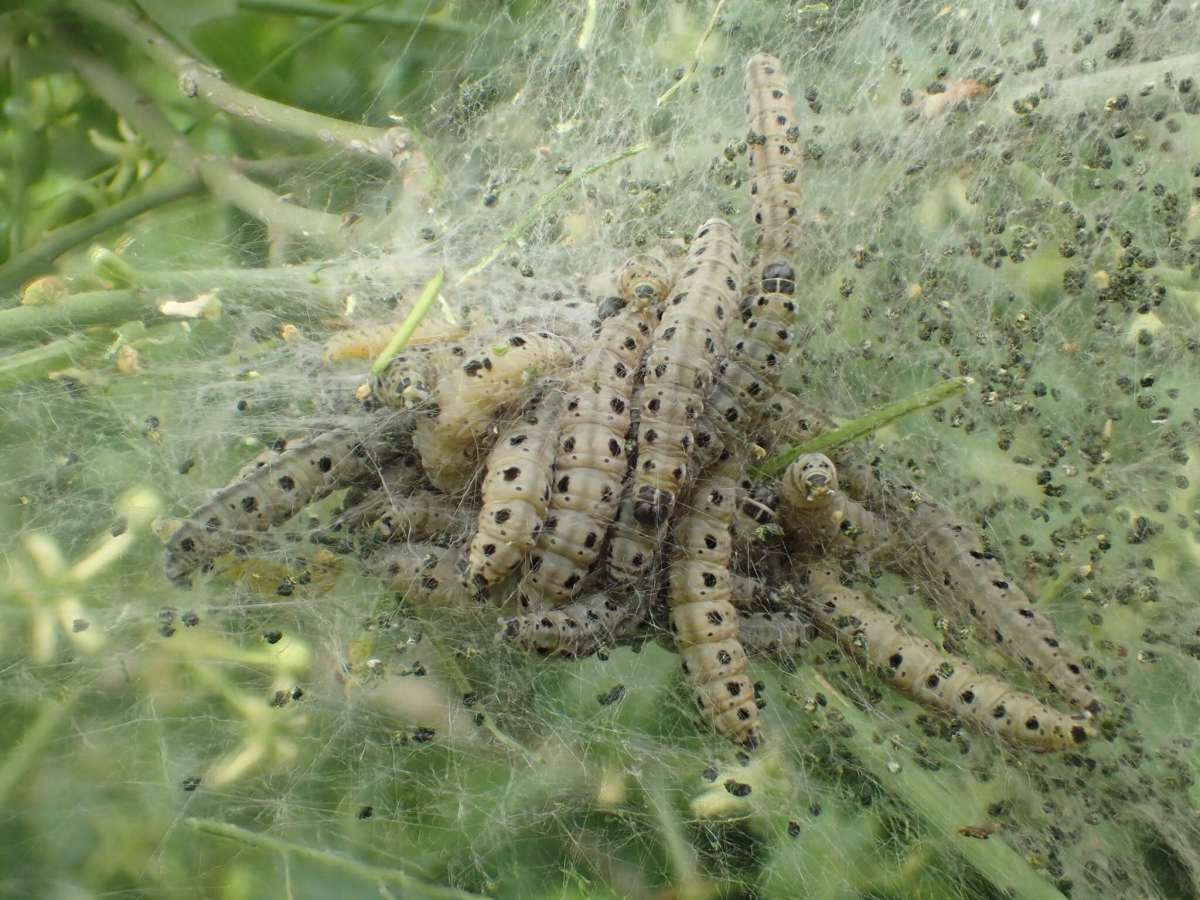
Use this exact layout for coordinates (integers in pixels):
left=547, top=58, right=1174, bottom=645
left=373, top=543, right=469, bottom=608
left=904, top=503, right=1103, bottom=715
left=608, top=220, right=742, bottom=582
left=165, top=429, right=391, bottom=585
left=803, top=565, right=1090, bottom=752
left=414, top=331, right=573, bottom=491
left=468, top=392, right=562, bottom=588
left=669, top=456, right=762, bottom=749
left=520, top=256, right=668, bottom=606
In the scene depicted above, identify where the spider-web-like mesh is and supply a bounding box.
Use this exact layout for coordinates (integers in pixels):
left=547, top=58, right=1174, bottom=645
left=2, top=1, right=1199, bottom=898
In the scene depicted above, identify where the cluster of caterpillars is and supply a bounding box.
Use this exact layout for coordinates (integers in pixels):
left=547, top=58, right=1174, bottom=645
left=163, top=54, right=1100, bottom=754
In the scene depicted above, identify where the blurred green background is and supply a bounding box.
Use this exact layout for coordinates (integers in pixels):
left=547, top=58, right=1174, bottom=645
left=2, top=1, right=1199, bottom=898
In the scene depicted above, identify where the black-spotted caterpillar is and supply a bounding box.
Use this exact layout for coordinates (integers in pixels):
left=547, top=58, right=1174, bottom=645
left=608, top=219, right=743, bottom=582
left=467, top=391, right=562, bottom=588
left=519, top=256, right=670, bottom=607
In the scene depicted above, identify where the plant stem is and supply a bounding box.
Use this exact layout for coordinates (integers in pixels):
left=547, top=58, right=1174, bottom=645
left=0, top=692, right=80, bottom=806
left=238, top=0, right=478, bottom=35
left=655, top=0, right=727, bottom=107
left=372, top=268, right=444, bottom=374
left=757, top=377, right=970, bottom=477
left=0, top=177, right=203, bottom=298
left=455, top=142, right=649, bottom=286
left=244, top=0, right=391, bottom=90
left=68, top=0, right=417, bottom=174
left=0, top=333, right=102, bottom=389
left=49, top=25, right=351, bottom=247
left=577, top=0, right=598, bottom=51
left=186, top=817, right=489, bottom=900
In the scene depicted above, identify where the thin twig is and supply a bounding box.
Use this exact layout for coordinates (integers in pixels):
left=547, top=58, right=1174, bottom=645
left=757, top=377, right=971, bottom=477
left=577, top=0, right=598, bottom=51
left=186, top=817, right=490, bottom=900
left=0, top=693, right=80, bottom=806
left=68, top=0, right=417, bottom=175
left=371, top=268, right=444, bottom=375
left=655, top=0, right=727, bottom=108
left=238, top=0, right=478, bottom=35
left=455, top=142, right=649, bottom=286
left=47, top=23, right=351, bottom=246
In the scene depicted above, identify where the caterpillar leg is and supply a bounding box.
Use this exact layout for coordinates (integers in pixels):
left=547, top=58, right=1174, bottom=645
left=802, top=564, right=1090, bottom=752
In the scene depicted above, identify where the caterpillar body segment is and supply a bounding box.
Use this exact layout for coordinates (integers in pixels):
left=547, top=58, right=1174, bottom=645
left=607, top=221, right=743, bottom=584
left=374, top=543, right=470, bottom=608
left=669, top=456, right=762, bottom=749
left=366, top=342, right=462, bottom=410
left=467, top=392, right=563, bottom=588
left=498, top=591, right=640, bottom=658
left=779, top=453, right=893, bottom=557
left=739, top=609, right=817, bottom=657
left=165, top=429, right=393, bottom=585
left=372, top=491, right=471, bottom=544
left=904, top=504, right=1103, bottom=715
left=414, top=331, right=574, bottom=492
left=629, top=219, right=742, bottom=527
left=745, top=53, right=804, bottom=257
left=521, top=257, right=669, bottom=606
left=803, top=565, right=1090, bottom=752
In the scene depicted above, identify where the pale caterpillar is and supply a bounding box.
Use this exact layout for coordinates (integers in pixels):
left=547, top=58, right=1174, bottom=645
left=372, top=491, right=471, bottom=544
left=467, top=391, right=563, bottom=588
left=744, top=53, right=804, bottom=257
left=803, top=565, right=1090, bottom=752
left=413, top=331, right=574, bottom=492
left=373, top=542, right=470, bottom=608
left=779, top=453, right=893, bottom=557
left=668, top=455, right=762, bottom=749
left=901, top=502, right=1104, bottom=715
left=164, top=428, right=393, bottom=585
left=519, top=255, right=670, bottom=606
left=738, top=609, right=817, bottom=657
left=607, top=220, right=743, bottom=582
left=313, top=452, right=430, bottom=542
left=498, top=590, right=640, bottom=658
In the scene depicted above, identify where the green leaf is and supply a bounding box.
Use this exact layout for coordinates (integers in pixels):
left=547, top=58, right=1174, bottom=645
left=135, top=0, right=237, bottom=42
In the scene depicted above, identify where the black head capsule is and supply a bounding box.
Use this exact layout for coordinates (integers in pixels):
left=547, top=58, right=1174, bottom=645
left=633, top=485, right=674, bottom=527
left=761, top=262, right=796, bottom=295
left=597, top=295, right=626, bottom=321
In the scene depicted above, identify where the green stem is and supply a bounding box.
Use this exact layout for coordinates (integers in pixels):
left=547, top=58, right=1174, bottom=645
left=0, top=693, right=80, bottom=806
left=371, top=268, right=444, bottom=374
left=757, top=377, right=970, bottom=477
left=49, top=24, right=350, bottom=247
left=0, top=177, right=202, bottom=298
left=0, top=333, right=104, bottom=389
left=186, top=818, right=489, bottom=900
left=238, top=0, right=478, bottom=35
left=455, top=142, right=649, bottom=286
left=68, top=0, right=416, bottom=174
left=655, top=0, right=727, bottom=107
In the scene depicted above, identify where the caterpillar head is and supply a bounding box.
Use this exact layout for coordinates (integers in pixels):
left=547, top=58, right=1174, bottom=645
left=633, top=485, right=675, bottom=527
left=596, top=295, right=626, bottom=322
left=784, top=453, right=838, bottom=506
left=760, top=262, right=796, bottom=295
left=618, top=254, right=671, bottom=308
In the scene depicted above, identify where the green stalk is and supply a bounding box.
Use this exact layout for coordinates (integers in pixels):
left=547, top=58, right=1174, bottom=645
left=238, top=0, right=478, bottom=35
left=0, top=693, right=80, bottom=806
left=187, top=818, right=489, bottom=900
left=655, top=0, right=727, bottom=107
left=371, top=268, right=444, bottom=375
left=756, top=377, right=970, bottom=477
left=456, top=142, right=649, bottom=286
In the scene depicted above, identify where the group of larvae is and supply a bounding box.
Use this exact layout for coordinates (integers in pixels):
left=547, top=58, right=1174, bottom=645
left=163, top=55, right=1100, bottom=754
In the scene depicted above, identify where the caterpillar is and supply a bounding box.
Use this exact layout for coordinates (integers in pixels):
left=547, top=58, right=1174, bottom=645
left=803, top=565, right=1090, bottom=752
left=467, top=391, right=562, bottom=588
left=413, top=331, right=574, bottom=492
left=498, top=590, right=639, bottom=658
left=901, top=501, right=1104, bottom=715
left=312, top=451, right=430, bottom=544
left=372, top=491, right=470, bottom=544
left=608, top=220, right=743, bottom=582
left=519, top=255, right=670, bottom=606
left=668, top=455, right=762, bottom=749
left=744, top=53, right=804, bottom=257
left=164, top=428, right=394, bottom=585
left=779, top=453, right=893, bottom=557
left=738, top=609, right=817, bottom=657
left=373, top=543, right=470, bottom=608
